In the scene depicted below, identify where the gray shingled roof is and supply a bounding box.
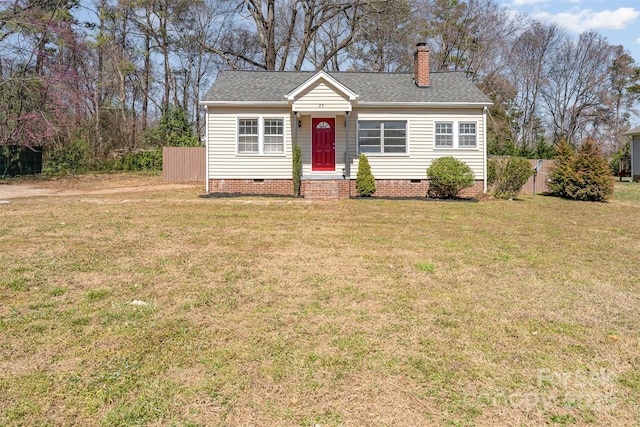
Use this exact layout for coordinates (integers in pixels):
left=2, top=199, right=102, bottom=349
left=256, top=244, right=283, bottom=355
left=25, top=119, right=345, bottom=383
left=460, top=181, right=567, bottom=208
left=201, top=70, right=492, bottom=105
left=624, top=126, right=640, bottom=136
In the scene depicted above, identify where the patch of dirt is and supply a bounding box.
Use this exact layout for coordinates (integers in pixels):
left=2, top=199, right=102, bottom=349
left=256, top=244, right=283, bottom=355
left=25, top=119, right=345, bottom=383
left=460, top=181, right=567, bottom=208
left=0, top=174, right=201, bottom=200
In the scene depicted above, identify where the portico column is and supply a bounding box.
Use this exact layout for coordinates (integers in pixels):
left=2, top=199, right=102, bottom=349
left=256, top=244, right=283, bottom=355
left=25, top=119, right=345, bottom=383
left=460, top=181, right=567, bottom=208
left=293, top=111, right=298, bottom=145
left=345, top=111, right=350, bottom=179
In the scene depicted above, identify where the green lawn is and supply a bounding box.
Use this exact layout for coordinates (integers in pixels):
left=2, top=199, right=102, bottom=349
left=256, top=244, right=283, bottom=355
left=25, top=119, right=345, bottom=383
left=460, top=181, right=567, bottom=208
left=1, top=177, right=639, bottom=426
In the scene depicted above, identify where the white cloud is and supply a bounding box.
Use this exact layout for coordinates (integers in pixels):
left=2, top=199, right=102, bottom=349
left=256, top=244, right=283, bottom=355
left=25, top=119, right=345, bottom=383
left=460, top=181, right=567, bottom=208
left=533, top=7, right=640, bottom=33
left=635, top=38, right=640, bottom=45
left=512, top=0, right=549, bottom=5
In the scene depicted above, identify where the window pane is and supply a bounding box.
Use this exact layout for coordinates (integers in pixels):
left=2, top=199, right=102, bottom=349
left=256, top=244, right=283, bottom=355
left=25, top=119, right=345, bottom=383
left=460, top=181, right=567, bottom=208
left=359, top=137, right=381, bottom=146
left=459, top=135, right=476, bottom=147
left=359, top=120, right=407, bottom=154
left=459, top=122, right=476, bottom=147
left=384, top=145, right=406, bottom=153
left=384, top=121, right=405, bottom=129
left=359, top=129, right=381, bottom=139
left=384, top=137, right=405, bottom=146
left=384, top=129, right=406, bottom=138
left=239, top=119, right=258, bottom=135
left=264, top=135, right=284, bottom=153
left=435, top=122, right=453, bottom=148
left=238, top=117, right=258, bottom=154
left=359, top=121, right=381, bottom=130
left=435, top=135, right=453, bottom=147
left=360, top=145, right=381, bottom=153
left=436, top=122, right=452, bottom=134
left=459, top=123, right=476, bottom=134
left=238, top=136, right=258, bottom=153
left=358, top=121, right=382, bottom=154
left=381, top=121, right=406, bottom=153
left=264, top=118, right=283, bottom=135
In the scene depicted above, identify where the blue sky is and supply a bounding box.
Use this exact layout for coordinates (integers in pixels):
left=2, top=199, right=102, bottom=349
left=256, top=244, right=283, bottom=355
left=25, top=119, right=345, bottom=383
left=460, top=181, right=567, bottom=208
left=500, top=0, right=640, bottom=62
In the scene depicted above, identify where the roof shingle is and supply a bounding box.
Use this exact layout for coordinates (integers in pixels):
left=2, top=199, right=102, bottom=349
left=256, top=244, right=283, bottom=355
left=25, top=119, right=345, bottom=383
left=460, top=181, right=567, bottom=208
left=202, top=70, right=492, bottom=105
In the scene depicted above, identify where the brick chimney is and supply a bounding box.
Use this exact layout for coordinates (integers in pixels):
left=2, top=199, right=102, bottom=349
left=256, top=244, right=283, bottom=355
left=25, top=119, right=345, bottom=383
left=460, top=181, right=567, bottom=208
left=414, top=43, right=430, bottom=88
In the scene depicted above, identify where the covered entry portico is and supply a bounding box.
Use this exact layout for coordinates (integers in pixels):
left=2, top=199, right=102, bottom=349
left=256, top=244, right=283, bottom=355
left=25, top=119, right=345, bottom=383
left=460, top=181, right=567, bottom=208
left=287, top=71, right=358, bottom=199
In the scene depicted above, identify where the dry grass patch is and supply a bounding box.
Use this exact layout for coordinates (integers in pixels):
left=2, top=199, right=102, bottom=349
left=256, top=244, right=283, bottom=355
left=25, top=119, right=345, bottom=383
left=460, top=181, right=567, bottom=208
left=1, top=176, right=639, bottom=426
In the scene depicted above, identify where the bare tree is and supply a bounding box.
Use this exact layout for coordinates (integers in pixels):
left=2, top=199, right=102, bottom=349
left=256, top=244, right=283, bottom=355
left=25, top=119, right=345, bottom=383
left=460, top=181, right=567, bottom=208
left=202, top=0, right=367, bottom=71
left=507, top=21, right=562, bottom=149
left=542, top=31, right=614, bottom=146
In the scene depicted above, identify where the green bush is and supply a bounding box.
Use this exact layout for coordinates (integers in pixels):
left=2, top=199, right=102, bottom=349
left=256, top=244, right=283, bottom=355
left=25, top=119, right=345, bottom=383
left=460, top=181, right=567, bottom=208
left=111, top=148, right=162, bottom=172
left=292, top=143, right=302, bottom=197
left=548, top=138, right=613, bottom=202
left=427, top=156, right=474, bottom=199
left=547, top=139, right=575, bottom=199
left=355, top=153, right=376, bottom=197
left=487, top=157, right=533, bottom=199
left=566, top=139, right=614, bottom=201
left=42, top=138, right=92, bottom=175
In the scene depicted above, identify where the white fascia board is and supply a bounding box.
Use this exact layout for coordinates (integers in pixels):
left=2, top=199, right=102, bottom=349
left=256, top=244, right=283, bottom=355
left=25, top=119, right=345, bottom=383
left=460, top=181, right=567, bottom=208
left=356, top=101, right=493, bottom=108
left=199, top=101, right=290, bottom=107
left=285, top=70, right=358, bottom=101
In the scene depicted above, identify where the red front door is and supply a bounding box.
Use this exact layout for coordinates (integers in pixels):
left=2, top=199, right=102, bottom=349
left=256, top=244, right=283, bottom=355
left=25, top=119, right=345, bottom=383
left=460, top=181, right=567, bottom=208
left=312, top=118, right=335, bottom=171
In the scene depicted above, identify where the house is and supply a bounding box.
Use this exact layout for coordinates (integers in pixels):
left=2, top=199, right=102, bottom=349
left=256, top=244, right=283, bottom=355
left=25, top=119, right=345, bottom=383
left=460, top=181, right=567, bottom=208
left=200, top=44, right=493, bottom=200
left=624, top=126, right=640, bottom=182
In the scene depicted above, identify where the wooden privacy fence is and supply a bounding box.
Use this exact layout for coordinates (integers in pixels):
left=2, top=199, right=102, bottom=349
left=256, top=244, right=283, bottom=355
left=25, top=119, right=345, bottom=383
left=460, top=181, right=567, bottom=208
left=520, top=159, right=555, bottom=194
left=162, top=147, right=206, bottom=182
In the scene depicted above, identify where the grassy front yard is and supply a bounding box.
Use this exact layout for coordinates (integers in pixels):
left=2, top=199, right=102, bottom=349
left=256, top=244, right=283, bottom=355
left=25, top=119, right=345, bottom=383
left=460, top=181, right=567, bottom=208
left=1, top=177, right=639, bottom=426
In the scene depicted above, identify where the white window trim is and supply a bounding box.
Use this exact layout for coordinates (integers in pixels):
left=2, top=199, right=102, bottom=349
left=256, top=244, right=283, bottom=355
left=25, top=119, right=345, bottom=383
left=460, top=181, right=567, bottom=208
left=434, top=120, right=478, bottom=150
left=236, top=116, right=287, bottom=156
left=356, top=120, right=410, bottom=156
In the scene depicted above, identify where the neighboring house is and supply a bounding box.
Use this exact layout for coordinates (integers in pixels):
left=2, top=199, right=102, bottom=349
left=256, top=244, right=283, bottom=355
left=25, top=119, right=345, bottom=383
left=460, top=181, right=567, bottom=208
left=624, top=126, right=640, bottom=182
left=200, top=44, right=492, bottom=200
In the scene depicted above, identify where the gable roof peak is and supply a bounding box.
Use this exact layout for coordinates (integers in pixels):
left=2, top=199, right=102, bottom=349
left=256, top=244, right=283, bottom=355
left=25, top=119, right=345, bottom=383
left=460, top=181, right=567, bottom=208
left=286, top=70, right=358, bottom=102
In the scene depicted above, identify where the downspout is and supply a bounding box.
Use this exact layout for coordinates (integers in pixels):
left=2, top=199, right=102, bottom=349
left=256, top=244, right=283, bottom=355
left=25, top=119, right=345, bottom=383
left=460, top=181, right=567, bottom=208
left=293, top=111, right=298, bottom=145
left=345, top=111, right=351, bottom=197
left=205, top=106, right=209, bottom=194
left=631, top=136, right=635, bottom=180
left=483, top=106, right=488, bottom=193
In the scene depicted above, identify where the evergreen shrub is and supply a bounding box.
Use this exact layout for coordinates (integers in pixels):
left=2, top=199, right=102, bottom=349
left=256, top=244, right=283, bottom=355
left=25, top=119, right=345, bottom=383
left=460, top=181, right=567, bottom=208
left=355, top=153, right=376, bottom=197
left=487, top=157, right=533, bottom=199
left=292, top=143, right=302, bottom=196
left=427, top=156, right=474, bottom=199
left=549, top=138, right=614, bottom=202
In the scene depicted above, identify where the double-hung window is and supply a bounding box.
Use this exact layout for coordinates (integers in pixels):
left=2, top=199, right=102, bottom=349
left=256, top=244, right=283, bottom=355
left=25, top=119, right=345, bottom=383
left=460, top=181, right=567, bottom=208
left=434, top=121, right=477, bottom=149
left=263, top=118, right=284, bottom=153
left=358, top=121, right=407, bottom=154
left=237, top=117, right=285, bottom=154
left=435, top=122, right=453, bottom=148
left=458, top=122, right=476, bottom=148
left=238, top=119, right=259, bottom=153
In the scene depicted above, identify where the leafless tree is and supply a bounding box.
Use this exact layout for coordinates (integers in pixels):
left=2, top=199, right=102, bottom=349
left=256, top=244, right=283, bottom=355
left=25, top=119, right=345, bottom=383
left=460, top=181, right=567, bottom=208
left=541, top=31, right=614, bottom=146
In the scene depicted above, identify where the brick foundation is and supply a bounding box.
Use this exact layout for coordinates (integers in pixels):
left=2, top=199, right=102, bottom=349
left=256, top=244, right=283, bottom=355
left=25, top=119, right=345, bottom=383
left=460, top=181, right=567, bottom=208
left=208, top=179, right=293, bottom=196
left=208, top=179, right=485, bottom=199
left=351, top=179, right=484, bottom=198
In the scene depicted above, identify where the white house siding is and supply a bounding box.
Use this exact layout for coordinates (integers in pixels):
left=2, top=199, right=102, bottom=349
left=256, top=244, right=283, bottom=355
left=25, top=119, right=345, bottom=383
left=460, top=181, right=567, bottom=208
left=632, top=136, right=640, bottom=178
left=292, top=81, right=352, bottom=113
left=207, top=106, right=293, bottom=179
left=207, top=105, right=486, bottom=181
left=350, top=108, right=486, bottom=180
